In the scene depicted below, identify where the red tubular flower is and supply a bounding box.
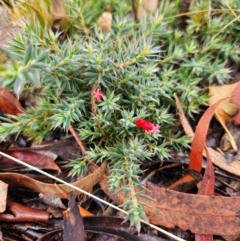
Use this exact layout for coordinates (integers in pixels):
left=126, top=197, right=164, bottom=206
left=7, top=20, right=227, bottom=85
left=135, top=119, right=159, bottom=134
left=93, top=89, right=103, bottom=101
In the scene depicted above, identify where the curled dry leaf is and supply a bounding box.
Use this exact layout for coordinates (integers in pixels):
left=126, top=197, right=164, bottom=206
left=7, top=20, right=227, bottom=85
left=0, top=180, right=8, bottom=213
left=195, top=148, right=215, bottom=241
left=63, top=194, right=86, bottom=241
left=0, top=149, right=61, bottom=174
left=198, top=147, right=215, bottom=196
left=100, top=174, right=240, bottom=236
left=206, top=148, right=240, bottom=176
left=220, top=121, right=240, bottom=151
left=31, top=136, right=82, bottom=161
left=0, top=200, right=50, bottom=222
left=209, top=83, right=239, bottom=151
left=169, top=98, right=227, bottom=191
left=189, top=99, right=228, bottom=172
left=209, top=83, right=238, bottom=121
left=213, top=109, right=237, bottom=151
left=175, top=94, right=240, bottom=176
left=0, top=88, right=24, bottom=115
left=39, top=193, right=66, bottom=209
left=0, top=160, right=107, bottom=198
left=168, top=93, right=199, bottom=191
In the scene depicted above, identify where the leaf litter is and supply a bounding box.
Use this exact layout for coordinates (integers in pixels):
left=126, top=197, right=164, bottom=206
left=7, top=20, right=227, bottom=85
left=1, top=1, right=240, bottom=241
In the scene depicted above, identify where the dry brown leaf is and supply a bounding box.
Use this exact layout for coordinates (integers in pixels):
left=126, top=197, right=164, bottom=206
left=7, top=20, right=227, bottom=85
left=209, top=83, right=238, bottom=118
left=0, top=181, right=8, bottom=213
left=137, top=0, right=159, bottom=19
left=0, top=160, right=107, bottom=198
left=189, top=98, right=227, bottom=172
left=220, top=121, right=240, bottom=151
left=100, top=175, right=240, bottom=235
left=169, top=97, right=226, bottom=192
left=0, top=149, right=61, bottom=174
left=175, top=94, right=240, bottom=176
left=0, top=200, right=50, bottom=222
left=0, top=88, right=24, bottom=115
left=207, top=147, right=240, bottom=176
left=195, top=147, right=215, bottom=241
left=209, top=83, right=238, bottom=150
left=63, top=194, right=86, bottom=241
left=215, top=112, right=237, bottom=151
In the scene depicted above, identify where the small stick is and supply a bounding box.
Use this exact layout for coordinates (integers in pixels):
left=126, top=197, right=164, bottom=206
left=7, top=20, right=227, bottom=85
left=69, top=125, right=86, bottom=156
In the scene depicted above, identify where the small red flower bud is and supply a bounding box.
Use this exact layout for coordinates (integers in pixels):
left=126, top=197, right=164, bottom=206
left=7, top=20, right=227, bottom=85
left=93, top=89, right=103, bottom=101
left=135, top=119, right=159, bottom=134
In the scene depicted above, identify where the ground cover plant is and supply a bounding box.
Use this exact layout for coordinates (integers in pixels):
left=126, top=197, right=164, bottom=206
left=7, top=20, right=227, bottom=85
left=0, top=0, right=240, bottom=233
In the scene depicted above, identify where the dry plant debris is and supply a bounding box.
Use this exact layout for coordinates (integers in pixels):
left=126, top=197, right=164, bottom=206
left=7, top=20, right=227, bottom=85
left=1, top=0, right=240, bottom=240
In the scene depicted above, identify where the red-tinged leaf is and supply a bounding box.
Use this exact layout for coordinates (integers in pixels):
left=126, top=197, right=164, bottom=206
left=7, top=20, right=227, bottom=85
left=0, top=149, right=61, bottom=174
left=0, top=200, right=51, bottom=222
left=195, top=234, right=213, bottom=241
left=174, top=93, right=240, bottom=176
left=189, top=98, right=227, bottom=172
left=88, top=162, right=240, bottom=236
left=230, top=81, right=240, bottom=125
left=0, top=88, right=24, bottom=115
left=168, top=98, right=226, bottom=191
left=169, top=98, right=226, bottom=191
left=99, top=174, right=240, bottom=235
left=195, top=147, right=215, bottom=241
left=198, top=146, right=215, bottom=196
left=63, top=194, right=86, bottom=241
